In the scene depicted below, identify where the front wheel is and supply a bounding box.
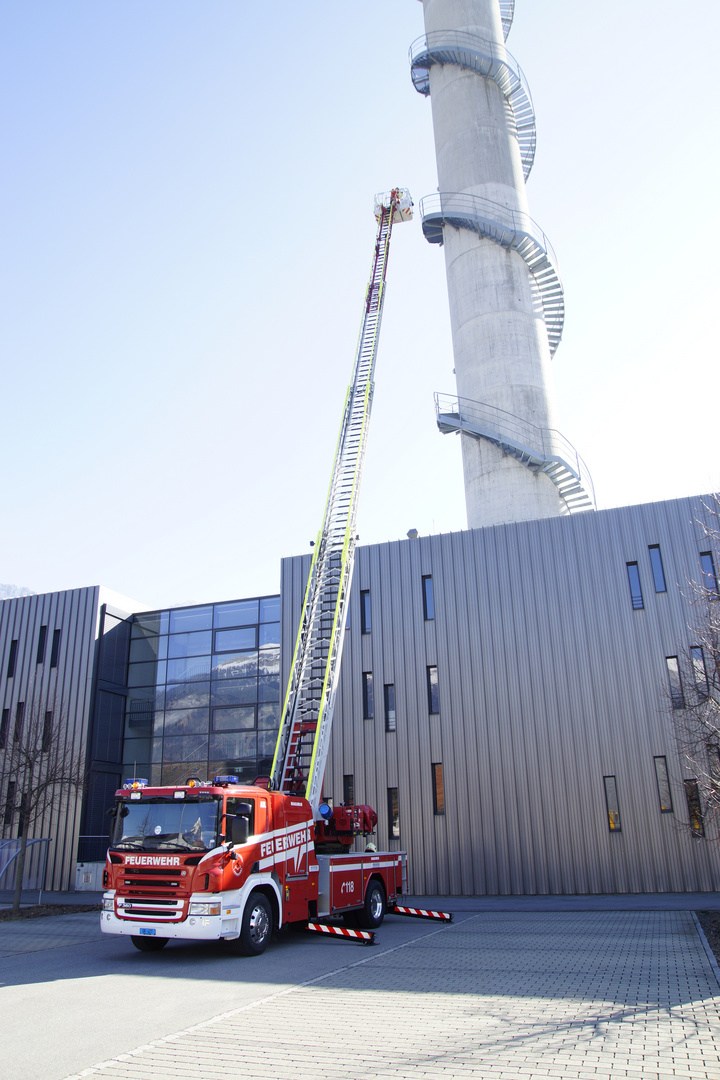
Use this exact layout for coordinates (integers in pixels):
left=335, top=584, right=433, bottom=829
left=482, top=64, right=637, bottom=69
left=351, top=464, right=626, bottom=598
left=236, top=891, right=273, bottom=956
left=356, top=879, right=385, bottom=930
left=131, top=935, right=168, bottom=952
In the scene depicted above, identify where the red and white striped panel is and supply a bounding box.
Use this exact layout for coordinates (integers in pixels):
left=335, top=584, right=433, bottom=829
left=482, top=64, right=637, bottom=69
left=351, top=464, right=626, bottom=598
left=306, top=922, right=375, bottom=945
left=393, top=905, right=453, bottom=922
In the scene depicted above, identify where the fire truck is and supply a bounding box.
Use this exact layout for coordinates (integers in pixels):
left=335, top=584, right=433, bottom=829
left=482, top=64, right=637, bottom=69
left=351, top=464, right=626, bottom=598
left=101, top=777, right=406, bottom=953
left=101, top=190, right=433, bottom=954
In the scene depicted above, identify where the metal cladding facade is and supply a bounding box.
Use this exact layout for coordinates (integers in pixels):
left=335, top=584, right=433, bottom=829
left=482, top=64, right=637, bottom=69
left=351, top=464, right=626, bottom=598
left=0, top=587, right=140, bottom=890
left=282, top=495, right=720, bottom=895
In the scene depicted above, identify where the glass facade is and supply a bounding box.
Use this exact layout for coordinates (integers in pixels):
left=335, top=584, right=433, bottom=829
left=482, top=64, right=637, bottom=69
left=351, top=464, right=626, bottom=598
left=123, top=594, right=281, bottom=786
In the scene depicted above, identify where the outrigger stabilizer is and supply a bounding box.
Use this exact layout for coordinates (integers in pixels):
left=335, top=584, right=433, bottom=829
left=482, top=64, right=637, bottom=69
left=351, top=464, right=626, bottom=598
left=306, top=922, right=376, bottom=946
left=393, top=905, right=453, bottom=923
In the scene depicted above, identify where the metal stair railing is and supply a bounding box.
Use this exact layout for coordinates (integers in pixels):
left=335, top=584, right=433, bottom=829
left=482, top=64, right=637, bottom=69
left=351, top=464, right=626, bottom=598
left=419, top=192, right=565, bottom=357
left=409, top=31, right=535, bottom=180
left=500, top=0, right=515, bottom=40
left=271, top=189, right=411, bottom=814
left=435, top=393, right=596, bottom=514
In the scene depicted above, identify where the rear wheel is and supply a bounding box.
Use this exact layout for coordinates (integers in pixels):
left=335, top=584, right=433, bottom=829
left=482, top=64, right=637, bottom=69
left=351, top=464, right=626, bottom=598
left=236, top=891, right=272, bottom=956
left=356, top=879, right=385, bottom=930
left=131, top=935, right=168, bottom=952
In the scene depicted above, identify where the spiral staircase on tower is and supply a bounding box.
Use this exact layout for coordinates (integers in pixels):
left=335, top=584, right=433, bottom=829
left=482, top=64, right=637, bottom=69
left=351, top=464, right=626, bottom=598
left=435, top=394, right=596, bottom=515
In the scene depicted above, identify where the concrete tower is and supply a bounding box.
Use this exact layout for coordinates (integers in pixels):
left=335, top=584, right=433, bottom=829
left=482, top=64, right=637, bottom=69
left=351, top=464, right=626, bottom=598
left=411, top=0, right=594, bottom=527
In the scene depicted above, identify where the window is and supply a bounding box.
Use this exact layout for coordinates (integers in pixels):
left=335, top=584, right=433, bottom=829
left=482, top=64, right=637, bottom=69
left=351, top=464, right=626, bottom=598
left=691, top=647, right=708, bottom=699
left=666, top=656, right=684, bottom=708
left=50, top=629, right=61, bottom=668
left=684, top=779, right=705, bottom=837
left=360, top=591, right=371, bottom=634
left=700, top=551, right=718, bottom=593
left=6, top=639, right=18, bottom=678
left=14, top=702, right=24, bottom=742
left=626, top=563, right=643, bottom=610
left=42, top=711, right=53, bottom=752
left=422, top=576, right=435, bottom=620
left=4, top=782, right=15, bottom=827
left=603, top=775, right=621, bottom=831
left=432, top=763, right=445, bottom=814
left=653, top=756, right=673, bottom=812
left=17, top=793, right=28, bottom=837
left=384, top=683, right=396, bottom=732
left=0, top=709, right=8, bottom=749
left=362, top=672, right=374, bottom=719
left=387, top=787, right=399, bottom=840
left=343, top=775, right=354, bottom=806
left=648, top=546, right=666, bottom=593
left=214, top=627, right=257, bottom=653
left=427, top=666, right=439, bottom=714
left=36, top=626, right=47, bottom=664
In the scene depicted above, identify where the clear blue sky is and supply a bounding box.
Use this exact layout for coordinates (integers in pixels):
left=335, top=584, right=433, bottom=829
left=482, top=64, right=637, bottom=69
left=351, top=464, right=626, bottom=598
left=2, top=1, right=719, bottom=609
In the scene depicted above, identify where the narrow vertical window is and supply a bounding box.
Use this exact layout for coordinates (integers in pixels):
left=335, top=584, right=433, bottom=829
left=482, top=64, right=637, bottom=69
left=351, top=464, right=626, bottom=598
left=626, top=563, right=643, bottom=610
left=648, top=546, right=666, bottom=593
left=700, top=551, right=718, bottom=593
left=666, top=656, right=684, bottom=708
left=343, top=775, right=354, bottom=806
left=691, top=646, right=708, bottom=699
left=427, top=665, right=439, bottom=714
left=4, top=781, right=15, bottom=827
left=6, top=639, right=18, bottom=678
left=684, top=779, right=705, bottom=837
left=50, top=629, right=61, bottom=668
left=0, top=709, right=8, bottom=749
left=360, top=591, right=371, bottom=634
left=387, top=787, right=399, bottom=840
left=432, top=763, right=445, bottom=815
left=14, top=702, right=25, bottom=742
left=36, top=625, right=47, bottom=664
left=653, top=756, right=673, bottom=812
left=384, top=683, right=396, bottom=732
left=422, top=575, right=435, bottom=620
left=362, top=672, right=374, bottom=719
left=603, top=775, right=621, bottom=831
left=42, top=711, right=53, bottom=752
left=17, top=793, right=28, bottom=837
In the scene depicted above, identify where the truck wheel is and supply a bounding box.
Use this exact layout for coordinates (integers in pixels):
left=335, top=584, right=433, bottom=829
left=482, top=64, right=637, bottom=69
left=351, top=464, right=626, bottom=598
left=237, top=891, right=272, bottom=956
left=131, top=935, right=168, bottom=952
left=356, top=879, right=385, bottom=929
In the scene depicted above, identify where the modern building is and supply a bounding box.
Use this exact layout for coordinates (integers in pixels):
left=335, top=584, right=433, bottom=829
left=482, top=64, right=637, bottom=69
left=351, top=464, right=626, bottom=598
left=2, top=494, right=718, bottom=895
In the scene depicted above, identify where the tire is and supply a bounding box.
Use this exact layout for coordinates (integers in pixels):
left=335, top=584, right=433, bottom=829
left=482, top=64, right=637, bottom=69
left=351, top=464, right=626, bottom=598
left=131, top=935, right=168, bottom=952
left=236, top=891, right=273, bottom=956
left=356, top=879, right=385, bottom=930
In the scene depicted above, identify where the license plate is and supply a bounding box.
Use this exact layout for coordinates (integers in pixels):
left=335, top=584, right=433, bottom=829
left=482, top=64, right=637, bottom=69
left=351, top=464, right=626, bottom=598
left=139, top=928, right=156, bottom=936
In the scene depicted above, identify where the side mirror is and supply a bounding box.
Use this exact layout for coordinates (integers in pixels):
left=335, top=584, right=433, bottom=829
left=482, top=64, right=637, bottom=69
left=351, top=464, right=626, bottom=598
left=230, top=815, right=249, bottom=845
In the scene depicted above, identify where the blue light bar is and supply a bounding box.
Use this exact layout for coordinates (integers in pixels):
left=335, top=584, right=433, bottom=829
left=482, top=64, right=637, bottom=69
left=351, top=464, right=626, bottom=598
left=123, top=778, right=148, bottom=789
left=213, top=775, right=239, bottom=785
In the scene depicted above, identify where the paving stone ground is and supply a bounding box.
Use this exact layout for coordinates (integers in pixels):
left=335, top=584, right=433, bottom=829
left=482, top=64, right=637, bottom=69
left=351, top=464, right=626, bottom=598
left=62, top=911, right=720, bottom=1080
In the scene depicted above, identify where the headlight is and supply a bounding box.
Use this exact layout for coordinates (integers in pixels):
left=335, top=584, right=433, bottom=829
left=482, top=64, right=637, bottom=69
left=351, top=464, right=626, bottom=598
left=188, top=902, right=221, bottom=916
left=102, top=898, right=114, bottom=911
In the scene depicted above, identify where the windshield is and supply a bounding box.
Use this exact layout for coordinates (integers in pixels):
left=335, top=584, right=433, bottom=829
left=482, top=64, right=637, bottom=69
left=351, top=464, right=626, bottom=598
left=111, top=798, right=220, bottom=852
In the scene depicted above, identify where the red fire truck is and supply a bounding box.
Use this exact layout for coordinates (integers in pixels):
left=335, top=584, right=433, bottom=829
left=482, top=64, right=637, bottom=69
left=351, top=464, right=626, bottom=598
left=101, top=191, right=439, bottom=955
left=101, top=776, right=405, bottom=953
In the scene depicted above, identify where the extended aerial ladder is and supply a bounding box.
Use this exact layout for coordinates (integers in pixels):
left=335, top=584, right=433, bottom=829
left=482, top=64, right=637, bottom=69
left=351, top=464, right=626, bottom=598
left=269, top=188, right=412, bottom=816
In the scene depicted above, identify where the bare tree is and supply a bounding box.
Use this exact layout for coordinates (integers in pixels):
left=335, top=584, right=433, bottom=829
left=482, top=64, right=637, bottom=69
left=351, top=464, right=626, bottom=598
left=2, top=699, right=86, bottom=913
left=670, top=495, right=720, bottom=837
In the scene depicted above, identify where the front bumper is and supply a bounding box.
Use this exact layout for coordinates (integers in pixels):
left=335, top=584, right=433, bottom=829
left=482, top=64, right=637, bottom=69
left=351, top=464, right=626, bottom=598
left=101, top=892, right=241, bottom=941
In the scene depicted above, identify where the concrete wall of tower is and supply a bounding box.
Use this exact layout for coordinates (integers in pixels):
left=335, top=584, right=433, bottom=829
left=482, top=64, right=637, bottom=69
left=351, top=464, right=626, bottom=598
left=419, top=0, right=564, bottom=526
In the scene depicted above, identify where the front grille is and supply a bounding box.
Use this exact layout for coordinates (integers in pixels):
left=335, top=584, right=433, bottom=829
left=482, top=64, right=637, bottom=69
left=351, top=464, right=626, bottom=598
left=116, top=895, right=186, bottom=921
left=121, top=866, right=190, bottom=889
